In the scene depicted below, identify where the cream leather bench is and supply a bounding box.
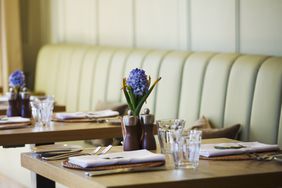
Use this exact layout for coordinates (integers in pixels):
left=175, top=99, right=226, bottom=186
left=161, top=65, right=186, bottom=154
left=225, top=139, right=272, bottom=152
left=35, top=44, right=282, bottom=145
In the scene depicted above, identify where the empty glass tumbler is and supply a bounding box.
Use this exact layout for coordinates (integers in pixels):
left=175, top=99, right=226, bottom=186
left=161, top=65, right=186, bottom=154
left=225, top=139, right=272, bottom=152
left=171, top=130, right=202, bottom=169
left=157, top=119, right=185, bottom=154
left=30, top=96, right=54, bottom=126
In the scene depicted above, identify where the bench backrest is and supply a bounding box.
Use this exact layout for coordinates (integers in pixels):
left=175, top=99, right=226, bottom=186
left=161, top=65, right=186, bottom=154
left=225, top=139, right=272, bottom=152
left=35, top=44, right=282, bottom=145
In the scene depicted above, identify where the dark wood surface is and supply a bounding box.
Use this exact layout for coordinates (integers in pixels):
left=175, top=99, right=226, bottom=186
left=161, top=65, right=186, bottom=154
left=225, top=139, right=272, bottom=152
left=0, top=121, right=122, bottom=146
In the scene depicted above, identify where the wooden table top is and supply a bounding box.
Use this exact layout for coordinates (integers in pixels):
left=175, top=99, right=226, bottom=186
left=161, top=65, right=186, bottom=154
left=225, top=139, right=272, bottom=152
left=21, top=138, right=282, bottom=188
left=0, top=121, right=122, bottom=146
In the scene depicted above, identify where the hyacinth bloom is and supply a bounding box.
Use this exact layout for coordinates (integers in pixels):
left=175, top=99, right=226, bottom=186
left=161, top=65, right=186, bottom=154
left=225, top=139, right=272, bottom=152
left=9, top=70, right=25, bottom=88
left=123, top=68, right=161, bottom=116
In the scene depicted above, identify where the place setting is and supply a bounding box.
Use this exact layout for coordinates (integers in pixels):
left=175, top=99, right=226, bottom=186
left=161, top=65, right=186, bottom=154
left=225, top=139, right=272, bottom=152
left=0, top=116, right=32, bottom=130
left=30, top=143, right=168, bottom=176
left=31, top=144, right=112, bottom=160
left=199, top=141, right=282, bottom=161
left=52, top=110, right=121, bottom=124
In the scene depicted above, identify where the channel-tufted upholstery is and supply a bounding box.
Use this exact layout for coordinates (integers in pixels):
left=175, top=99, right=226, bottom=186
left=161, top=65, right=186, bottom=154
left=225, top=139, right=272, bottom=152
left=35, top=44, right=282, bottom=146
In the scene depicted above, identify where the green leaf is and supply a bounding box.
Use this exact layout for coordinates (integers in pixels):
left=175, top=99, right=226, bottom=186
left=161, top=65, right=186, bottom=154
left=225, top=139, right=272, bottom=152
left=122, top=78, right=133, bottom=111
left=123, top=89, right=133, bottom=111
left=127, top=87, right=137, bottom=114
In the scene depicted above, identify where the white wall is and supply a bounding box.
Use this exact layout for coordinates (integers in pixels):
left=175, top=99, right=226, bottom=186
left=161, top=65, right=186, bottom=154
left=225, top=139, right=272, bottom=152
left=44, top=0, right=282, bottom=56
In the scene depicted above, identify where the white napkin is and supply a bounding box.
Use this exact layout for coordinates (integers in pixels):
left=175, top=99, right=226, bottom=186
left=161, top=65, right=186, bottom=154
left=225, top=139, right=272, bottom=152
left=55, top=112, right=86, bottom=120
left=69, top=149, right=165, bottom=168
left=200, top=142, right=280, bottom=157
left=0, top=95, right=8, bottom=102
left=55, top=110, right=119, bottom=120
left=0, top=117, right=31, bottom=124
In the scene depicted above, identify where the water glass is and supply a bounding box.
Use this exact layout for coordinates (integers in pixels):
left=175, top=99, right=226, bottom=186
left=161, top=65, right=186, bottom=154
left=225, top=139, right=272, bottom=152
left=30, top=96, right=54, bottom=126
left=171, top=130, right=202, bottom=169
left=156, top=119, right=185, bottom=154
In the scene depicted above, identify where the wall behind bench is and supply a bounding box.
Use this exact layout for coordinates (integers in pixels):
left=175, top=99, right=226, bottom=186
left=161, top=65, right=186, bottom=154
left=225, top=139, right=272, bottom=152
left=41, top=0, right=282, bottom=56
left=22, top=0, right=282, bottom=87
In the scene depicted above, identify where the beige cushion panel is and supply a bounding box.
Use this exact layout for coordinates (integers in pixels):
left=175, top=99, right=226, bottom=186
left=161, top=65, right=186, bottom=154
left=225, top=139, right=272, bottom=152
left=91, top=48, right=115, bottom=109
left=121, top=49, right=151, bottom=103
left=78, top=47, right=100, bottom=111
left=39, top=45, right=61, bottom=96
left=249, top=57, right=282, bottom=144
left=200, top=54, right=238, bottom=128
left=65, top=46, right=89, bottom=112
left=278, top=106, right=282, bottom=146
left=277, top=107, right=282, bottom=145
left=224, top=55, right=267, bottom=140
left=155, top=51, right=191, bottom=120
left=35, top=45, right=55, bottom=93
left=178, top=52, right=215, bottom=127
left=106, top=48, right=132, bottom=102
left=54, top=46, right=76, bottom=105
left=141, top=50, right=169, bottom=114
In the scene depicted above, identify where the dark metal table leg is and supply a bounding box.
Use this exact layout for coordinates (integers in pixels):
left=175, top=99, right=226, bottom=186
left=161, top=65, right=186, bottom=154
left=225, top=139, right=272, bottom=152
left=32, top=143, right=56, bottom=188
left=36, top=174, right=55, bottom=188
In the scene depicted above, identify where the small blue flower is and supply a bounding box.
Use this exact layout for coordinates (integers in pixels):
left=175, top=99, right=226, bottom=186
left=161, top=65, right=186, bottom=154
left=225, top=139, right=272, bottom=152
left=126, top=68, right=149, bottom=96
left=9, top=70, right=25, bottom=88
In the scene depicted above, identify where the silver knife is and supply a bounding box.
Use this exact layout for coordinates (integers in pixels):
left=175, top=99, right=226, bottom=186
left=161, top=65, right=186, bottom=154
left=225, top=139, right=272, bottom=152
left=85, top=166, right=166, bottom=176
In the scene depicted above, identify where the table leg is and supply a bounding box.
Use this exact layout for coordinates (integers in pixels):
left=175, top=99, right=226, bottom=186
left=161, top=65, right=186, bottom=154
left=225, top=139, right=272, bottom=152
left=36, top=174, right=55, bottom=188
left=30, top=143, right=56, bottom=188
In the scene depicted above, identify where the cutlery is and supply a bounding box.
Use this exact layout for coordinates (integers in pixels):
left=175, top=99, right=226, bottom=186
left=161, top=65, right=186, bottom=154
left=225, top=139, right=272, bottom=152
left=98, top=145, right=112, bottom=155
left=91, top=146, right=102, bottom=155
left=85, top=166, right=166, bottom=176
left=41, top=150, right=83, bottom=160
left=41, top=145, right=112, bottom=160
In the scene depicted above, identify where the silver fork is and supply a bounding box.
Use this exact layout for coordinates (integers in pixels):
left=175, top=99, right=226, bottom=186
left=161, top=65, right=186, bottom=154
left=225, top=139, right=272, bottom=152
left=42, top=145, right=112, bottom=160
left=97, top=145, right=112, bottom=155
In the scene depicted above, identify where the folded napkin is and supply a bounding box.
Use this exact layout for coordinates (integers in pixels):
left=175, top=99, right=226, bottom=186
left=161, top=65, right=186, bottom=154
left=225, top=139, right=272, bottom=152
left=55, top=110, right=119, bottom=120
left=0, top=116, right=31, bottom=124
left=200, top=142, right=280, bottom=157
left=0, top=95, right=8, bottom=102
left=68, top=149, right=165, bottom=168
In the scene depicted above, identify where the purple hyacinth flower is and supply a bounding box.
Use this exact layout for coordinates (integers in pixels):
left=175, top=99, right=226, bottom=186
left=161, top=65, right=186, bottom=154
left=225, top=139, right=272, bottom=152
left=126, top=68, right=149, bottom=96
left=9, top=70, right=25, bottom=88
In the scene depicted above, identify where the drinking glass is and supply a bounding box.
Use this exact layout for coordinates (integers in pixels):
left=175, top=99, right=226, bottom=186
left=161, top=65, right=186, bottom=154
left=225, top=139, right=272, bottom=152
left=30, top=96, right=54, bottom=126
left=171, top=130, right=202, bottom=169
left=156, top=119, right=185, bottom=154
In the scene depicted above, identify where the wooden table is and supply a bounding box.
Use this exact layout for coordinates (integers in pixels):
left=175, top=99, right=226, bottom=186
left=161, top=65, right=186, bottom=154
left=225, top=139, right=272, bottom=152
left=0, top=121, right=122, bottom=146
left=21, top=138, right=282, bottom=188
left=0, top=120, right=122, bottom=188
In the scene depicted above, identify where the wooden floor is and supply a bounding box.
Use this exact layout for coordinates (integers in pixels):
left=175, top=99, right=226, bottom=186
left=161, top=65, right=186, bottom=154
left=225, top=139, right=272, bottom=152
left=0, top=173, right=26, bottom=188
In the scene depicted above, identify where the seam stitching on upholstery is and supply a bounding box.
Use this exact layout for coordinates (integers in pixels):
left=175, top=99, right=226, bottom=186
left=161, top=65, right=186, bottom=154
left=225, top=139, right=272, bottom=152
left=104, top=49, right=117, bottom=101
left=51, top=47, right=62, bottom=96
left=221, top=54, right=241, bottom=128
left=276, top=75, right=282, bottom=144
left=76, top=47, right=91, bottom=111
left=103, top=48, right=117, bottom=102
left=89, top=48, right=102, bottom=110
left=197, top=53, right=218, bottom=120
left=119, top=49, right=134, bottom=102
left=62, top=47, right=75, bottom=106
left=248, top=56, right=271, bottom=141
left=54, top=49, right=62, bottom=102
left=150, top=50, right=172, bottom=115
left=275, top=75, right=282, bottom=144
left=176, top=52, right=193, bottom=118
